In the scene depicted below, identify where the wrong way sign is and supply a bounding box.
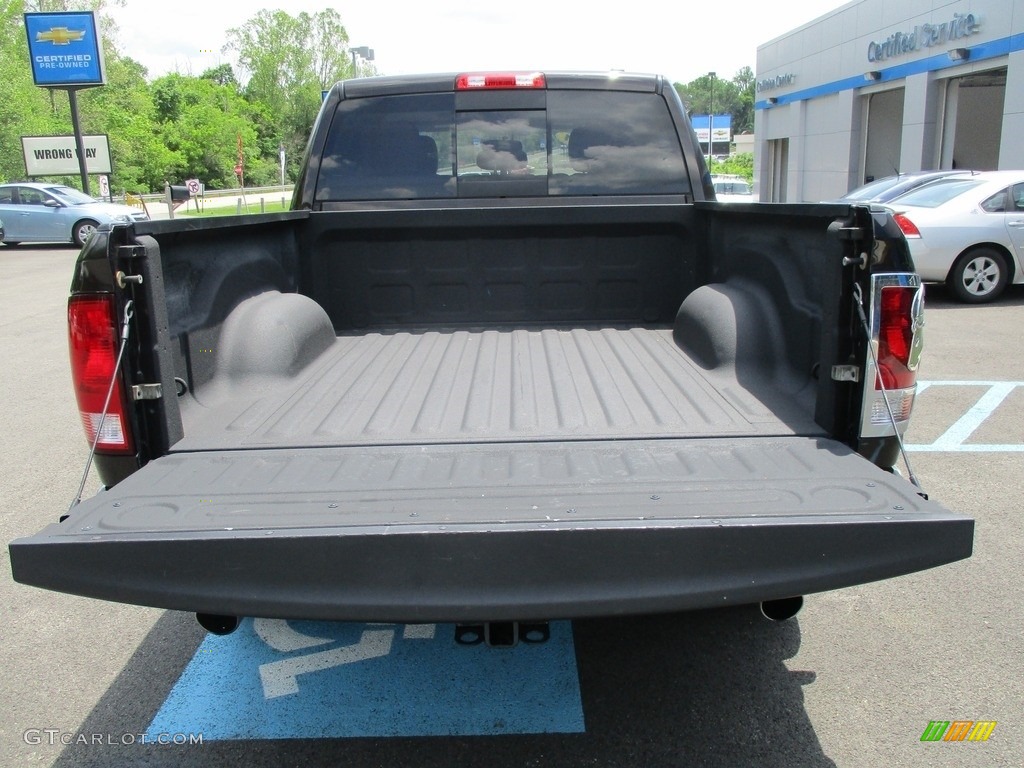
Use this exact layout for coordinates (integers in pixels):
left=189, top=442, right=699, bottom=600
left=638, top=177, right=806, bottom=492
left=22, top=134, right=112, bottom=175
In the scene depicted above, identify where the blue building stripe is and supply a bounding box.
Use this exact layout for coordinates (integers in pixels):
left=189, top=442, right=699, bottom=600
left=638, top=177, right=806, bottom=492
left=756, top=32, right=1024, bottom=110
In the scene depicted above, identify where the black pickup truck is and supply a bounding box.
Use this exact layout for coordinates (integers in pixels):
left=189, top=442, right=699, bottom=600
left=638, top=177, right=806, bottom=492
left=10, top=71, right=972, bottom=635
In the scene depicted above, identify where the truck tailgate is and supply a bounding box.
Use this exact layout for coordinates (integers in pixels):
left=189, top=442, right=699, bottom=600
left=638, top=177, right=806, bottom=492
left=10, top=437, right=972, bottom=622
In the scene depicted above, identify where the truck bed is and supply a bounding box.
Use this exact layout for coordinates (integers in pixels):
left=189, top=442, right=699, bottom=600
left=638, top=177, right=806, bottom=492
left=8, top=203, right=974, bottom=624
left=178, top=326, right=819, bottom=451
left=8, top=72, right=974, bottom=627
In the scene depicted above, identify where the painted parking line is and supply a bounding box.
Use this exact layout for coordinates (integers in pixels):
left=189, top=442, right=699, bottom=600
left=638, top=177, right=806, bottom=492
left=906, top=381, right=1024, bottom=452
left=147, top=619, right=584, bottom=741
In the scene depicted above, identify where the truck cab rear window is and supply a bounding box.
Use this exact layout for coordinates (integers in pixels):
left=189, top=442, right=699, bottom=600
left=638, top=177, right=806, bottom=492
left=315, top=90, right=690, bottom=202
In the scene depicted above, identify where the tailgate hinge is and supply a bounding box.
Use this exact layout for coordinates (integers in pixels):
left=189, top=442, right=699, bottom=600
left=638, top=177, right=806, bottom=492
left=115, top=271, right=144, bottom=289
left=828, top=215, right=870, bottom=269
left=118, top=244, right=146, bottom=259
left=116, top=245, right=146, bottom=289
left=831, top=364, right=860, bottom=383
left=132, top=383, right=163, bottom=401
left=827, top=216, right=868, bottom=242
left=831, top=226, right=868, bottom=241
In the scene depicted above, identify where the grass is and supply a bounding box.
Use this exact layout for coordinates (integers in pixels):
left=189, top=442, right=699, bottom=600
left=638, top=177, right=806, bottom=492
left=178, top=197, right=292, bottom=217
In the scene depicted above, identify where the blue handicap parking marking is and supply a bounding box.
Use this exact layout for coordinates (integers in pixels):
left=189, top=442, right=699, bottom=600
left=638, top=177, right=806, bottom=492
left=147, top=619, right=584, bottom=740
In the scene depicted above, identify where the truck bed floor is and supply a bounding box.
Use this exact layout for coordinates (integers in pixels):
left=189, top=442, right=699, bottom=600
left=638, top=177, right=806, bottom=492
left=178, top=327, right=820, bottom=451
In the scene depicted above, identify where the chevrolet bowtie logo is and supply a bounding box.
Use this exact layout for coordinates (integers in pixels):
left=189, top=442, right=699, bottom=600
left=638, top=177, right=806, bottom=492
left=36, top=27, right=86, bottom=45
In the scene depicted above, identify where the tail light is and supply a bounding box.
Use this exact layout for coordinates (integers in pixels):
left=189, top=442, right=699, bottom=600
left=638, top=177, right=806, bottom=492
left=68, top=295, right=135, bottom=454
left=456, top=72, right=546, bottom=89
left=892, top=213, right=921, bottom=238
left=859, top=274, right=924, bottom=438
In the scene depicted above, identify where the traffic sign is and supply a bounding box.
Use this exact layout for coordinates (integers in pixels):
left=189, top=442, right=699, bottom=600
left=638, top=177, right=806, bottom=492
left=24, top=11, right=106, bottom=87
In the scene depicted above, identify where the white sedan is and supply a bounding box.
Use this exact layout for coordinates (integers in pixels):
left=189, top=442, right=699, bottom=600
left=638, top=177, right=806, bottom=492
left=885, top=170, right=1024, bottom=303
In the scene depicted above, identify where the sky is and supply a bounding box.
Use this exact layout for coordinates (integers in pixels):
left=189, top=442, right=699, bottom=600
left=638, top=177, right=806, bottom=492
left=111, top=0, right=854, bottom=86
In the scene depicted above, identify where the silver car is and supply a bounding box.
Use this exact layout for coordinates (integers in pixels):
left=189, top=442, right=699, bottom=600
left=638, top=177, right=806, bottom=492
left=885, top=170, right=1024, bottom=303
left=826, top=169, right=975, bottom=204
left=0, top=182, right=149, bottom=248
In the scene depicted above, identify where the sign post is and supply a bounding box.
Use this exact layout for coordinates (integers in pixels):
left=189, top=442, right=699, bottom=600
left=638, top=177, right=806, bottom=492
left=236, top=133, right=248, bottom=213
left=186, top=178, right=202, bottom=212
left=24, top=11, right=107, bottom=196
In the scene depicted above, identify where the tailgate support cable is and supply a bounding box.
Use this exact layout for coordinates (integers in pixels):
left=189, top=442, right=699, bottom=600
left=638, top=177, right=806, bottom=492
left=67, top=299, right=134, bottom=515
left=852, top=283, right=922, bottom=491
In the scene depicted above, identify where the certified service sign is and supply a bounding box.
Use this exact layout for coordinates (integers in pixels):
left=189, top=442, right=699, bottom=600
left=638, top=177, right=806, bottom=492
left=24, top=11, right=106, bottom=87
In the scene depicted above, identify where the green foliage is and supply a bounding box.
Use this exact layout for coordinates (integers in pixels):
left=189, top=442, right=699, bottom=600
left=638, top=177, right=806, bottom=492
left=76, top=54, right=175, bottom=192
left=224, top=9, right=357, bottom=171
left=201, top=63, right=238, bottom=88
left=673, top=67, right=756, bottom=137
left=148, top=73, right=265, bottom=188
left=0, top=2, right=68, bottom=181
left=708, top=153, right=754, bottom=184
left=0, top=4, right=341, bottom=191
left=731, top=67, right=755, bottom=136
left=12, top=7, right=744, bottom=194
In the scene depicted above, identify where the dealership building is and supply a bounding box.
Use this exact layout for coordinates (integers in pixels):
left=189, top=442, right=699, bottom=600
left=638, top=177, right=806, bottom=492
left=754, top=0, right=1024, bottom=201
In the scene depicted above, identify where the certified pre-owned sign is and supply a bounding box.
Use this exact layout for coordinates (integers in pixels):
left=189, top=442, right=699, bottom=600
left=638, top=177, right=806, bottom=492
left=22, top=135, right=112, bottom=176
left=23, top=11, right=106, bottom=87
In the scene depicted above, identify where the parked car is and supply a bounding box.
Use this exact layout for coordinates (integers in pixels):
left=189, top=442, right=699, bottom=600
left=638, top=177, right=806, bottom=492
left=825, top=170, right=976, bottom=204
left=0, top=217, right=4, bottom=243
left=0, top=182, right=149, bottom=248
left=883, top=170, right=1024, bottom=303
left=711, top=175, right=755, bottom=202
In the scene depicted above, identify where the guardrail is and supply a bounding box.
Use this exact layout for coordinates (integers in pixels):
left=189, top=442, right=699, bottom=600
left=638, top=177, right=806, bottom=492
left=120, top=185, right=296, bottom=219
left=127, top=184, right=295, bottom=206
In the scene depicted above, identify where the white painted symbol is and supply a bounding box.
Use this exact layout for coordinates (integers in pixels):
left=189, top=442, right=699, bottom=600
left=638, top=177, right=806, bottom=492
left=906, top=381, right=1024, bottom=452
left=253, top=620, right=438, bottom=699
left=402, top=623, right=437, bottom=640
left=259, top=627, right=395, bottom=698
left=253, top=618, right=334, bottom=652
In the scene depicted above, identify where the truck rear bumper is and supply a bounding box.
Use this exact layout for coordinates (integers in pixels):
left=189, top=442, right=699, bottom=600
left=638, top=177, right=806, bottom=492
left=10, top=437, right=973, bottom=622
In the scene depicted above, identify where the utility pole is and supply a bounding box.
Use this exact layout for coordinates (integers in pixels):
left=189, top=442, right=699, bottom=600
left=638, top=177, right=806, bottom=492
left=708, top=71, right=716, bottom=160
left=350, top=46, right=374, bottom=77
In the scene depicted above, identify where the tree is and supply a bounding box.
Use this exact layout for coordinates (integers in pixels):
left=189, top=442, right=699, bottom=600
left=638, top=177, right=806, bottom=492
left=711, top=153, right=753, bottom=184
left=308, top=8, right=355, bottom=89
left=673, top=67, right=756, bottom=136
left=149, top=73, right=266, bottom=188
left=201, top=63, right=238, bottom=88
left=0, top=0, right=166, bottom=190
left=76, top=53, right=177, bottom=193
left=224, top=9, right=359, bottom=179
left=1, top=3, right=369, bottom=191
left=731, top=66, right=756, bottom=135
left=0, top=2, right=69, bottom=181
left=224, top=10, right=305, bottom=126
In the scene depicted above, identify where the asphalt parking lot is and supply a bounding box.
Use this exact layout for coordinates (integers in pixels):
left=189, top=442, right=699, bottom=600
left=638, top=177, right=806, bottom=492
left=1, top=244, right=1021, bottom=767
